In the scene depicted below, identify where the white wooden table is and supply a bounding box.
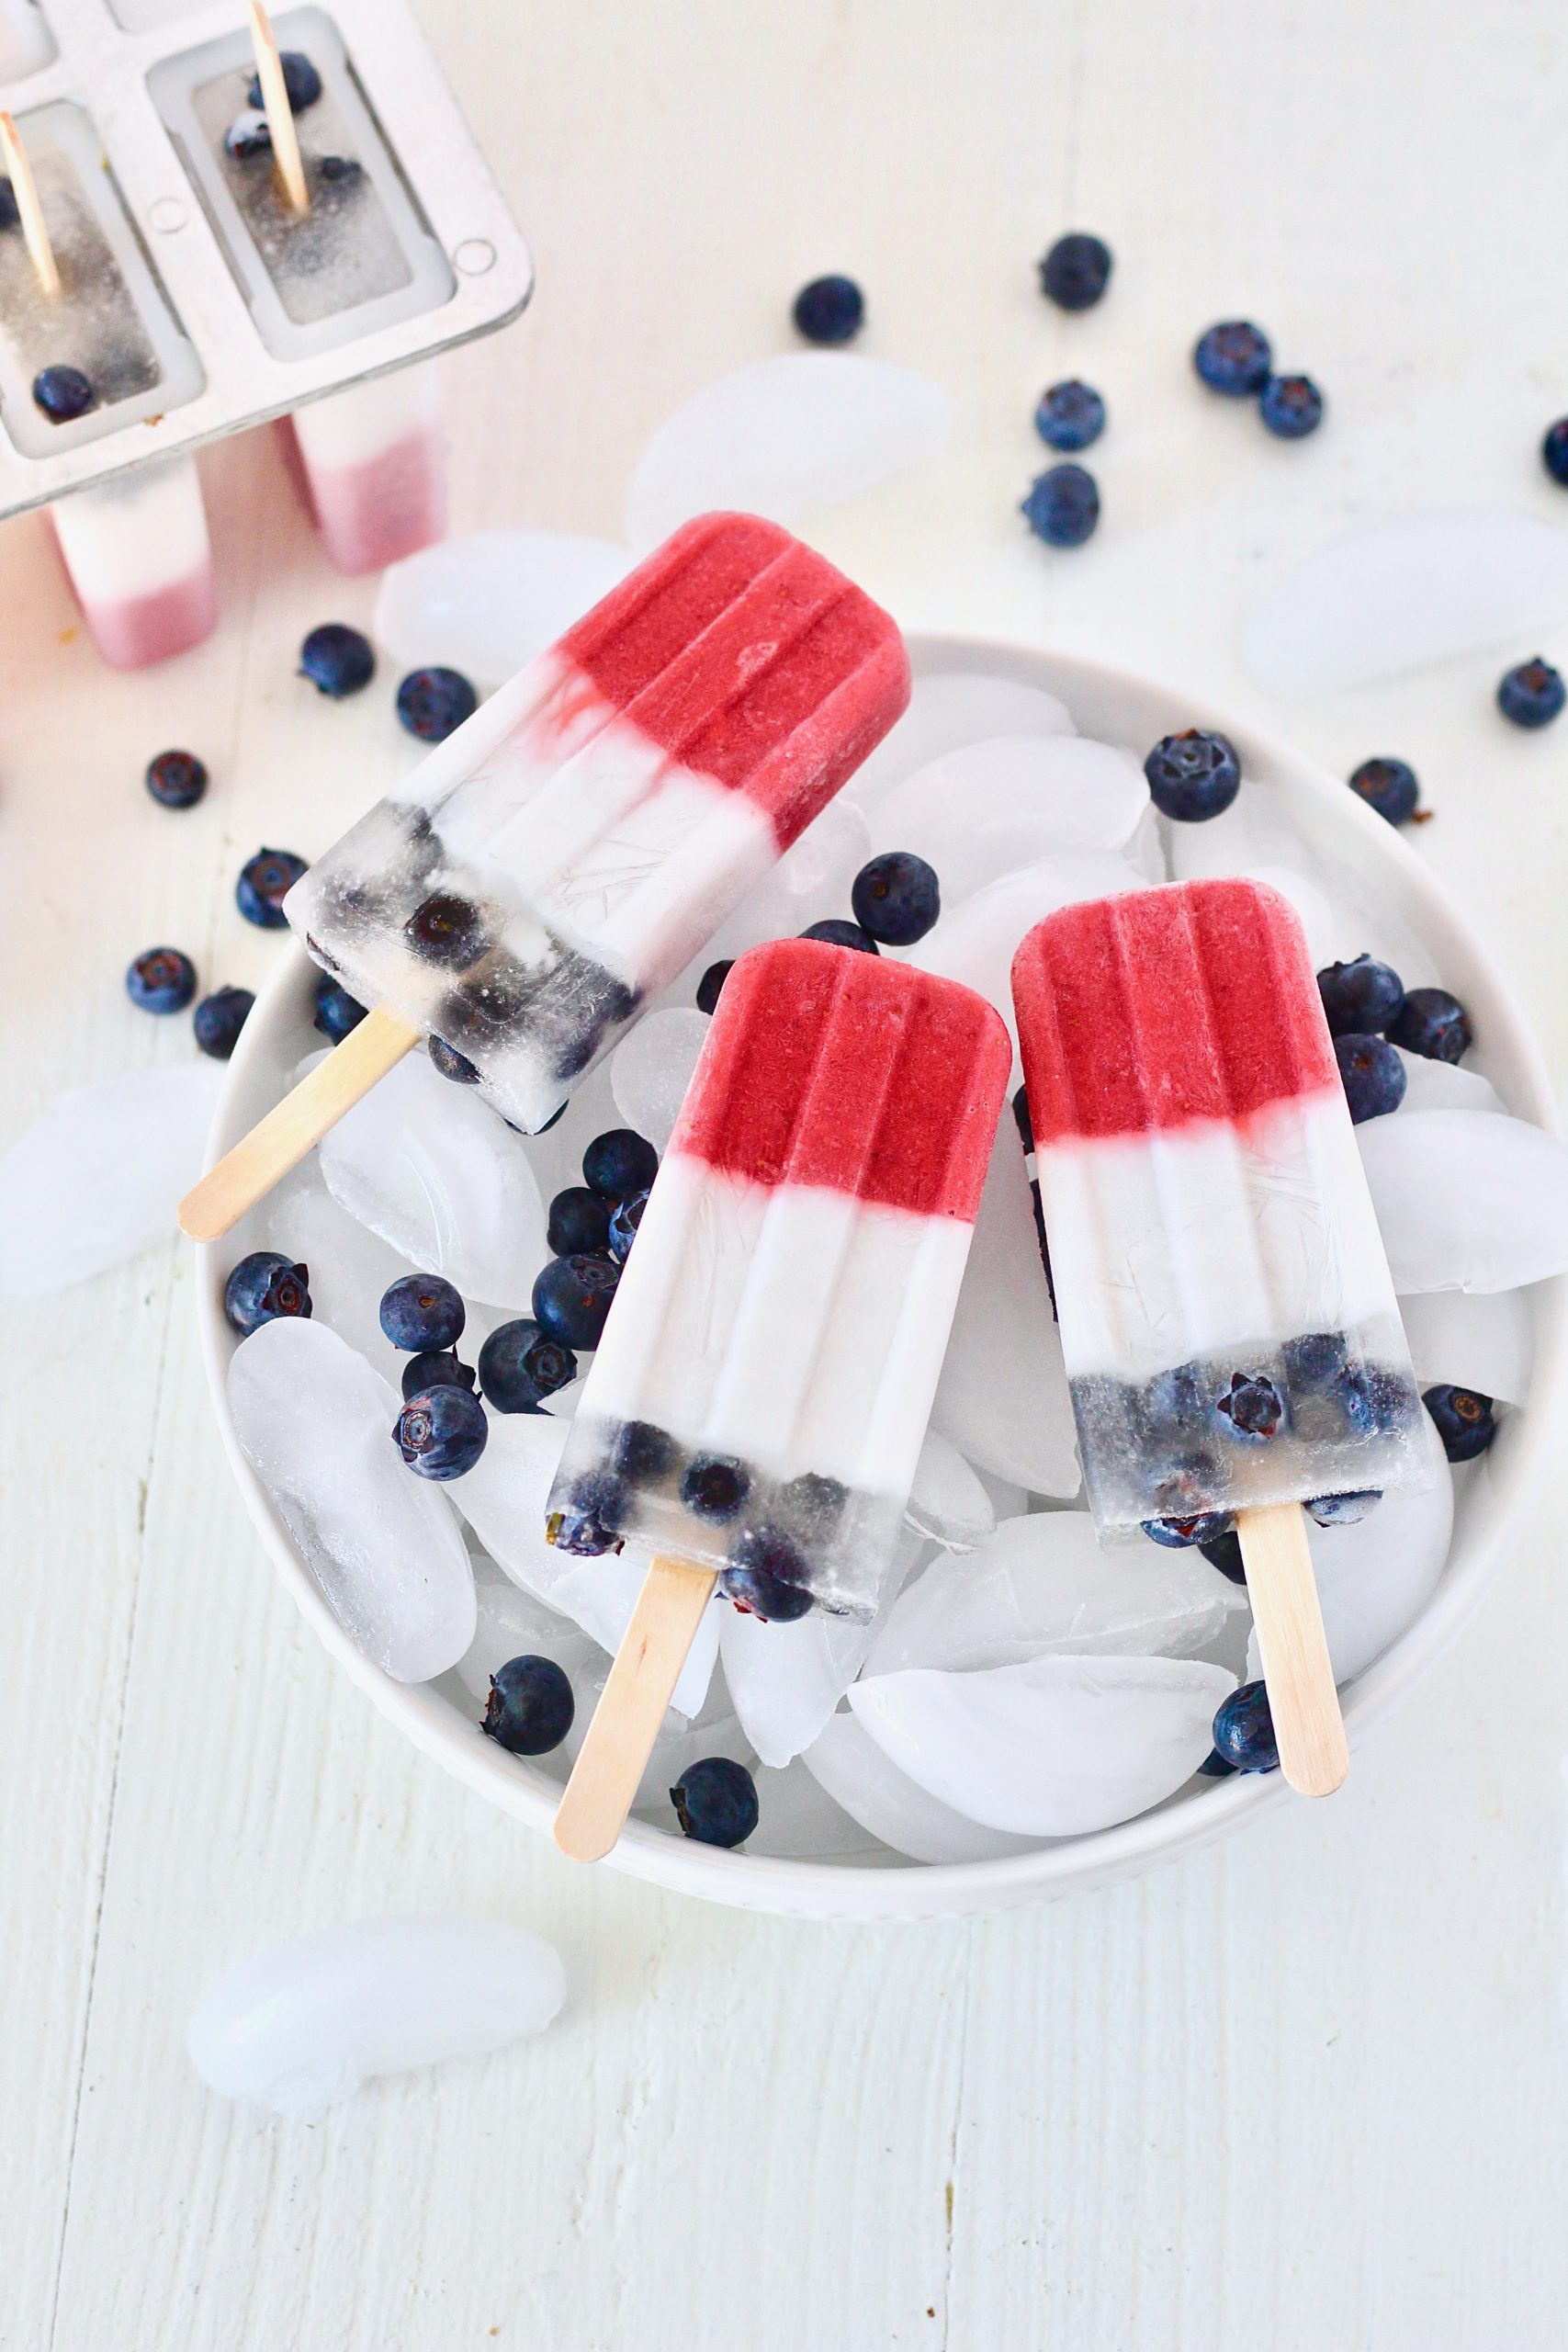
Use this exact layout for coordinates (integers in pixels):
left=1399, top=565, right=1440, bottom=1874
left=4, top=4, right=1567, bottom=2345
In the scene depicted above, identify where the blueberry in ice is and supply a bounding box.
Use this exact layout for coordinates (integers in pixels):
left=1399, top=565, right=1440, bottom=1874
left=1333, top=1360, right=1410, bottom=1440
left=1305, top=1489, right=1382, bottom=1526
left=482, top=1655, right=575, bottom=1755
left=396, top=666, right=479, bottom=744
left=608, top=1188, right=649, bottom=1261
left=299, top=622, right=375, bottom=698
left=193, top=986, right=254, bottom=1059
left=1021, top=462, right=1100, bottom=548
left=681, top=1454, right=750, bottom=1521
left=1424, top=1384, right=1497, bottom=1462
left=695, top=959, right=733, bottom=1015
left=224, top=1250, right=311, bottom=1335
left=1386, top=985, right=1472, bottom=1064
left=1033, top=379, right=1105, bottom=452
left=246, top=49, right=322, bottom=111
left=32, top=365, right=95, bottom=423
left=316, top=154, right=363, bottom=188
left=800, top=918, right=880, bottom=954
left=0, top=176, right=17, bottom=232
left=478, top=1317, right=577, bottom=1413
left=223, top=107, right=272, bottom=160
left=1192, top=320, right=1272, bottom=396
left=1543, top=418, right=1568, bottom=488
left=533, top=1253, right=620, bottom=1348
left=1145, top=1452, right=1227, bottom=1521
left=1258, top=373, right=1325, bottom=438
left=1348, top=755, right=1419, bottom=826
left=379, top=1272, right=465, bottom=1351
left=613, top=1419, right=676, bottom=1479
left=1199, top=1528, right=1247, bottom=1584
left=404, top=892, right=491, bottom=968
left=1038, top=231, right=1111, bottom=311
left=126, top=945, right=197, bottom=1013
left=671, top=1756, right=759, bottom=1848
left=145, top=749, right=208, bottom=809
left=547, top=1185, right=613, bottom=1257
left=582, top=1128, right=659, bottom=1202
left=1316, top=954, right=1405, bottom=1038
left=721, top=1526, right=814, bottom=1621
left=1216, top=1371, right=1285, bottom=1439
left=1144, top=729, right=1241, bottom=821
left=1281, top=1330, right=1348, bottom=1390
left=851, top=851, right=941, bottom=946
left=400, top=1349, right=476, bottom=1401
left=313, top=972, right=367, bottom=1044
left=427, top=1034, right=479, bottom=1083
left=548, top=1469, right=626, bottom=1555
left=1142, top=1510, right=1234, bottom=1550
left=1497, top=656, right=1565, bottom=729
left=1212, top=1679, right=1279, bottom=1773
left=1334, top=1032, right=1406, bottom=1123
left=394, top=1384, right=488, bottom=1479
left=237, top=847, right=307, bottom=928
left=776, top=1468, right=849, bottom=1529
left=1198, top=1748, right=1238, bottom=1778
left=792, top=273, right=864, bottom=345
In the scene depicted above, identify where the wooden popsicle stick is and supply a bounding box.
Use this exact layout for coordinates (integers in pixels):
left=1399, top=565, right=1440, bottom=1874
left=0, top=111, right=61, bottom=299
left=179, top=1001, right=417, bottom=1241
left=247, top=0, right=310, bottom=217
left=1236, top=1499, right=1348, bottom=1798
left=554, top=1555, right=718, bottom=1862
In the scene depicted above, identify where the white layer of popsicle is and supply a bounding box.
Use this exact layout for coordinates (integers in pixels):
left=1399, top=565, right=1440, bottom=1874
left=288, top=369, right=446, bottom=575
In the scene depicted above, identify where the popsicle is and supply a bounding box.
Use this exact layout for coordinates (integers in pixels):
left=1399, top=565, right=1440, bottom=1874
left=1011, top=877, right=1427, bottom=1795
left=551, top=936, right=1010, bottom=1860
left=286, top=368, right=446, bottom=575
left=180, top=513, right=910, bottom=1240
left=50, top=456, right=217, bottom=669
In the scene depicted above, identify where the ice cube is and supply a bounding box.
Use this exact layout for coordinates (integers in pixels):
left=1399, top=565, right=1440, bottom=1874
left=849, top=1654, right=1235, bottom=1836
left=1359, top=1111, right=1568, bottom=1291
left=625, top=353, right=956, bottom=548
left=868, top=735, right=1150, bottom=908
left=910, top=852, right=1145, bottom=1064
left=609, top=1008, right=709, bottom=1149
left=453, top=1554, right=603, bottom=1707
left=253, top=1161, right=418, bottom=1373
left=1397, top=1286, right=1533, bottom=1407
left=228, top=1319, right=475, bottom=1682
left=743, top=1758, right=889, bottom=1860
left=904, top=1428, right=996, bottom=1550
left=1164, top=787, right=1317, bottom=885
left=718, top=1600, right=875, bottom=1771
left=374, top=529, right=633, bottom=689
left=802, top=1709, right=1042, bottom=1863
left=186, top=1916, right=566, bottom=2118
left=319, top=1048, right=548, bottom=1310
left=846, top=669, right=1075, bottom=811
left=1394, top=1053, right=1506, bottom=1115
left=1121, top=803, right=1169, bottom=885
left=0, top=1063, right=223, bottom=1298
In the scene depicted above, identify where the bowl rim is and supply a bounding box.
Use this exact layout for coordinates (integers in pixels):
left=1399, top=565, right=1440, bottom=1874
left=197, top=630, right=1568, bottom=1921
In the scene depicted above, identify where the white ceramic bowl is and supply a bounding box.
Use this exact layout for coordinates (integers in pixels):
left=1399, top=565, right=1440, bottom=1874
left=197, top=634, right=1567, bottom=1922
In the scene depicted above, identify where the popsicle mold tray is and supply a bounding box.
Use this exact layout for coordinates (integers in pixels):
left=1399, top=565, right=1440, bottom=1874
left=0, top=0, right=531, bottom=514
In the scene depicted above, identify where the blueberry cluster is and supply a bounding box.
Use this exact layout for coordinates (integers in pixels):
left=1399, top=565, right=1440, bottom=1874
left=694, top=856, right=941, bottom=1005
left=1316, top=952, right=1473, bottom=1122
left=1192, top=320, right=1325, bottom=441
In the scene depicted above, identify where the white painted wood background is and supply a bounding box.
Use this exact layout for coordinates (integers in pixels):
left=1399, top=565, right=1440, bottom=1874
left=4, top=2, right=1567, bottom=2345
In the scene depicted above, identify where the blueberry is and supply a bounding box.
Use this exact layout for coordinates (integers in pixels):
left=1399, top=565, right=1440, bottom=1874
left=314, top=973, right=367, bottom=1044
left=1305, top=1490, right=1381, bottom=1526
left=1258, top=373, right=1324, bottom=439
left=224, top=1250, right=310, bottom=1335
left=126, top=945, right=196, bottom=1013
left=0, top=176, right=17, bottom=232
left=400, top=1349, right=476, bottom=1401
left=396, top=666, right=479, bottom=744
left=193, top=986, right=254, bottom=1059
left=1498, top=657, right=1566, bottom=728
left=1192, top=320, right=1272, bottom=396
left=478, top=1317, right=577, bottom=1413
left=721, top=1526, right=814, bottom=1621
left=1143, top=729, right=1241, bottom=821
left=404, top=892, right=490, bottom=968
left=1543, top=418, right=1568, bottom=487
left=1021, top=462, right=1100, bottom=548
left=246, top=49, right=322, bottom=110
left=547, top=1185, right=612, bottom=1257
left=607, top=1188, right=649, bottom=1261
left=299, top=622, right=375, bottom=698
left=145, top=749, right=208, bottom=808
left=1334, top=1032, right=1406, bottom=1123
left=800, top=918, right=880, bottom=954
left=532, top=1253, right=620, bottom=1348
left=1348, top=755, right=1419, bottom=826
left=394, top=1384, right=488, bottom=1478
left=681, top=1454, right=749, bottom=1521
left=792, top=274, right=864, bottom=345
left=609, top=1420, right=673, bottom=1481
left=1386, top=986, right=1472, bottom=1064
left=1038, top=231, right=1112, bottom=311
left=1215, top=1371, right=1285, bottom=1439
left=548, top=1469, right=626, bottom=1555
left=776, top=1468, right=849, bottom=1529
left=1333, top=1360, right=1411, bottom=1441
left=316, top=154, right=362, bottom=188
left=1142, top=1510, right=1234, bottom=1549
left=379, top=1272, right=465, bottom=1351
left=581, top=1128, right=659, bottom=1201
left=696, top=960, right=733, bottom=1014
left=1424, top=1384, right=1497, bottom=1463
left=428, top=1034, right=480, bottom=1083
left=1316, top=955, right=1405, bottom=1038
left=1033, top=379, right=1105, bottom=452
left=237, top=847, right=307, bottom=927
left=1199, top=1528, right=1247, bottom=1584
left=32, top=365, right=94, bottom=423
left=1212, top=1679, right=1279, bottom=1773
left=671, top=1756, right=759, bottom=1848
left=851, top=851, right=941, bottom=945
left=224, top=107, right=272, bottom=160
left=1198, top=1748, right=1238, bottom=1778
left=482, top=1655, right=575, bottom=1755
left=1281, top=1330, right=1348, bottom=1389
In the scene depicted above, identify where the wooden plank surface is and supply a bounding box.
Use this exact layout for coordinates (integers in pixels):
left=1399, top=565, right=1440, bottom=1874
left=3, top=2, right=1567, bottom=2346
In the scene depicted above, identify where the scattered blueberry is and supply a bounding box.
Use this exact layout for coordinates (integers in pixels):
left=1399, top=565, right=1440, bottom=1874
left=851, top=851, right=941, bottom=945
left=1198, top=1748, right=1238, bottom=1778
left=193, top=986, right=254, bottom=1059
left=547, top=1185, right=612, bottom=1257
left=32, top=365, right=94, bottom=423
left=532, top=1253, right=620, bottom=1348
left=1258, top=373, right=1324, bottom=439
left=396, top=666, right=479, bottom=744
left=427, top=1034, right=480, bottom=1083
left=379, top=1272, right=465, bottom=1351
left=1424, top=1384, right=1497, bottom=1462
left=1543, top=418, right=1568, bottom=488
left=482, top=1655, right=575, bottom=1755
left=792, top=274, right=864, bottom=345
left=394, top=1384, right=488, bottom=1479
left=721, top=1527, right=814, bottom=1621
left=582, top=1128, right=659, bottom=1202
left=1143, top=729, right=1241, bottom=821
left=548, top=1468, right=626, bottom=1555
left=1038, top=231, right=1111, bottom=311
left=1386, top=986, right=1472, bottom=1064
left=400, top=1349, right=476, bottom=1401
left=1033, top=379, right=1105, bottom=452
left=1334, top=1032, right=1406, bottom=1122
left=1348, top=755, right=1419, bottom=826
left=800, top=918, right=880, bottom=954
left=237, top=847, right=307, bottom=927
left=671, top=1756, right=759, bottom=1848
left=314, top=972, right=367, bottom=1044
left=1305, top=1490, right=1381, bottom=1526
left=1021, top=461, right=1100, bottom=548
left=299, top=622, right=375, bottom=698
left=1498, top=656, right=1565, bottom=729
left=1199, top=1528, right=1247, bottom=1584
left=224, top=1250, right=310, bottom=1335
left=1216, top=1371, right=1284, bottom=1439
left=1212, top=1679, right=1279, bottom=1773
left=695, top=960, right=733, bottom=1015
left=478, top=1318, right=577, bottom=1414
left=144, top=749, right=208, bottom=809
left=1316, top=955, right=1405, bottom=1038
left=1192, top=321, right=1272, bottom=396
left=1142, top=1510, right=1234, bottom=1549
left=126, top=945, right=197, bottom=1013
left=223, top=107, right=272, bottom=160
left=246, top=49, right=322, bottom=111
left=403, top=892, right=490, bottom=967
left=681, top=1454, right=749, bottom=1521
left=607, top=1189, right=649, bottom=1262
left=0, top=177, right=17, bottom=232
